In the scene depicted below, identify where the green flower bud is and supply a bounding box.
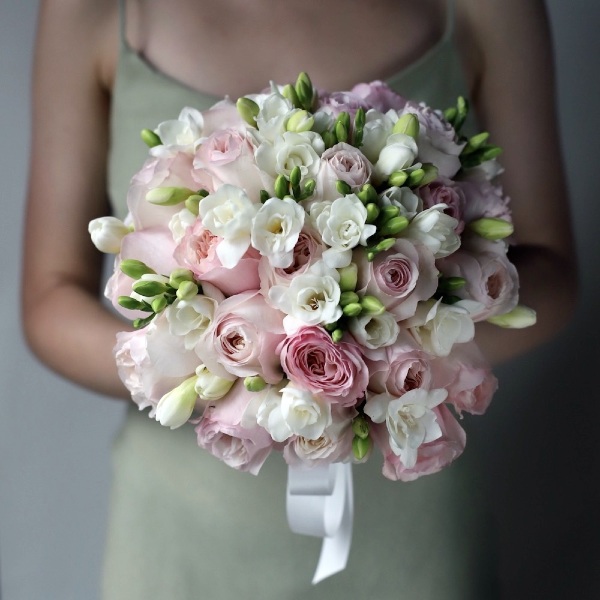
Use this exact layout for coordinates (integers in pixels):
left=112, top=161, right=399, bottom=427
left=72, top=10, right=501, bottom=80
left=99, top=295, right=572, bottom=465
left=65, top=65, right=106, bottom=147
left=335, top=121, right=348, bottom=143
left=360, top=295, right=385, bottom=316
left=407, top=168, right=425, bottom=188
left=462, top=131, right=490, bottom=155
left=274, top=174, right=289, bottom=199
left=342, top=302, right=363, bottom=318
left=118, top=296, right=151, bottom=311
left=379, top=215, right=409, bottom=237
left=295, top=72, right=314, bottom=110
left=353, top=108, right=365, bottom=147
left=378, top=205, right=400, bottom=223
left=176, top=280, right=199, bottom=300
left=443, top=106, right=458, bottom=126
left=132, top=279, right=169, bottom=297
left=184, top=194, right=203, bottom=216
left=140, top=128, right=162, bottom=148
left=481, top=146, right=502, bottom=161
left=375, top=238, right=398, bottom=253
left=468, top=217, right=514, bottom=240
left=169, top=268, right=195, bottom=289
left=338, top=263, right=358, bottom=292
left=392, top=113, right=420, bottom=138
left=352, top=417, right=369, bottom=440
left=133, top=315, right=155, bottom=329
left=260, top=189, right=271, bottom=204
left=388, top=170, right=408, bottom=187
left=487, top=305, right=537, bottom=329
left=324, top=321, right=339, bottom=332
left=352, top=435, right=372, bottom=460
left=419, top=163, right=439, bottom=187
left=120, top=259, right=156, bottom=279
left=357, top=183, right=378, bottom=204
left=286, top=109, right=315, bottom=133
left=151, top=296, right=169, bottom=313
left=454, top=96, right=469, bottom=132
left=365, top=203, right=380, bottom=223
left=340, top=291, right=360, bottom=307
left=287, top=166, right=301, bottom=188
left=244, top=375, right=268, bottom=392
left=299, top=178, right=316, bottom=200
left=236, top=97, right=259, bottom=126
left=331, top=328, right=344, bottom=343
left=146, top=186, right=196, bottom=206
left=336, top=180, right=352, bottom=196
left=282, top=83, right=301, bottom=108
left=438, top=276, right=466, bottom=292
left=322, top=130, right=337, bottom=149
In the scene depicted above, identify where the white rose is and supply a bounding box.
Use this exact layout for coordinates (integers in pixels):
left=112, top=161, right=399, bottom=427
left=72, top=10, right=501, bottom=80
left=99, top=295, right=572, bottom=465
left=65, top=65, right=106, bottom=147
left=251, top=197, right=305, bottom=268
left=199, top=184, right=258, bottom=268
left=257, top=382, right=332, bottom=442
left=373, top=132, right=418, bottom=183
left=312, top=194, right=376, bottom=268
left=348, top=311, right=399, bottom=349
left=365, top=388, right=447, bottom=468
left=403, top=204, right=460, bottom=258
left=88, top=216, right=130, bottom=254
left=268, top=261, right=342, bottom=325
left=406, top=299, right=476, bottom=357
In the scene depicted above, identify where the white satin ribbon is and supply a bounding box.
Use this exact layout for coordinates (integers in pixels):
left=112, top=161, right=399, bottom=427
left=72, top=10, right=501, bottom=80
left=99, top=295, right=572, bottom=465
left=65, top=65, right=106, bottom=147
left=286, top=462, right=354, bottom=584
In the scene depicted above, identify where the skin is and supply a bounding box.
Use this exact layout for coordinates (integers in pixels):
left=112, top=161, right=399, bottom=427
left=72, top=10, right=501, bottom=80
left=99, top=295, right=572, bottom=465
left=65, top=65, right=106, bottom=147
left=22, top=0, right=577, bottom=400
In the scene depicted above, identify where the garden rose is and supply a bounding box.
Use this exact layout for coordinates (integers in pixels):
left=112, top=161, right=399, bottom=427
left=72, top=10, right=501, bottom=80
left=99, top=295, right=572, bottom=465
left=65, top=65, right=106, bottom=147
left=316, top=143, right=373, bottom=201
left=419, top=179, right=466, bottom=233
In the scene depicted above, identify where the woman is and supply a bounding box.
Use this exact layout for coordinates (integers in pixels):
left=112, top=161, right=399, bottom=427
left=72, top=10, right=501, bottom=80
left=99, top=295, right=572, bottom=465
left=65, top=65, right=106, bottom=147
left=22, top=1, right=576, bottom=598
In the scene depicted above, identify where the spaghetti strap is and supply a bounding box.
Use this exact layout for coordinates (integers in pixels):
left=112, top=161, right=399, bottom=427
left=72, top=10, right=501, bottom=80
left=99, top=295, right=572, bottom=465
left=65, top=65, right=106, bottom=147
left=118, top=0, right=127, bottom=48
left=444, top=0, right=456, bottom=41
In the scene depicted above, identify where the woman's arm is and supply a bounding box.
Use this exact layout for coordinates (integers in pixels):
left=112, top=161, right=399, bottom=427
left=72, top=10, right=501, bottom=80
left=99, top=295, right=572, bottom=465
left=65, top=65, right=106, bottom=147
left=457, top=0, right=577, bottom=364
left=21, top=0, right=129, bottom=398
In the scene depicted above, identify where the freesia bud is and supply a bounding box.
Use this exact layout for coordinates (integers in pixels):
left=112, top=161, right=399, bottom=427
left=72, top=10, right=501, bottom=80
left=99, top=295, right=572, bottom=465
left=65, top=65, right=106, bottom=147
left=274, top=174, right=288, bottom=199
left=236, top=97, right=259, bottom=126
left=352, top=435, right=372, bottom=460
left=120, top=259, right=156, bottom=279
left=365, top=203, right=380, bottom=223
left=438, top=276, right=466, bottom=292
left=378, top=205, right=400, bottom=222
left=88, top=216, right=130, bottom=254
left=151, top=296, right=168, bottom=313
left=393, top=113, right=420, bottom=138
left=295, top=72, right=314, bottom=110
left=184, top=194, right=203, bottom=216
left=375, top=238, right=397, bottom=253
left=342, top=302, right=363, bottom=318
left=468, top=217, right=514, bottom=240
left=357, top=183, right=377, bottom=204
left=487, top=305, right=537, bottom=329
left=462, top=131, right=490, bottom=155
left=140, top=128, right=162, bottom=148
left=338, top=263, right=358, bottom=292
left=360, top=295, right=385, bottom=316
left=286, top=109, right=314, bottom=133
left=146, top=186, right=197, bottom=206
left=244, top=375, right=268, bottom=393
left=196, top=365, right=235, bottom=400
left=331, top=329, right=344, bottom=343
left=282, top=83, right=300, bottom=108
left=322, top=130, right=336, bottom=149
left=289, top=166, right=302, bottom=187
left=419, top=163, right=439, bottom=186
left=335, top=121, right=348, bottom=143
left=169, top=268, right=195, bottom=289
left=339, top=291, right=360, bottom=307
left=155, top=375, right=198, bottom=429
left=176, top=280, right=199, bottom=300
left=352, top=417, right=369, bottom=440
left=336, top=180, right=352, bottom=196
left=388, top=170, right=408, bottom=187
left=132, top=279, right=169, bottom=297
left=408, top=168, right=425, bottom=187
left=118, top=296, right=149, bottom=311
left=379, top=216, right=409, bottom=237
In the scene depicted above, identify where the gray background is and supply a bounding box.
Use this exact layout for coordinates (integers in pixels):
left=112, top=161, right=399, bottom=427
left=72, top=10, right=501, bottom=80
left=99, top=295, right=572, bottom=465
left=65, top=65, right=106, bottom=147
left=1, top=1, right=598, bottom=598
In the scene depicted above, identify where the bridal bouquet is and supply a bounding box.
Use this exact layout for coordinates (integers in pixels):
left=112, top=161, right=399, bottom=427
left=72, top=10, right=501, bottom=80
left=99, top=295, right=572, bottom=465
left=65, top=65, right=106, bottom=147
left=90, top=73, right=534, bottom=482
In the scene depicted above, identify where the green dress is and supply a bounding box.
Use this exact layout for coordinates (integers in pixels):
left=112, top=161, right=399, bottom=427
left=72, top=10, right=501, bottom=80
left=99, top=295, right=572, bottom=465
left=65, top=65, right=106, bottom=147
left=103, top=2, right=497, bottom=598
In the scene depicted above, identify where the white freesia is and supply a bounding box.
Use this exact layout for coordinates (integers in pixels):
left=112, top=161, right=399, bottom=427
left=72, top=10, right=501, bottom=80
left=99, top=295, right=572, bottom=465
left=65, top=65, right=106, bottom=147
left=487, top=305, right=537, bottom=328
left=268, top=261, right=342, bottom=325
left=165, top=295, right=220, bottom=350
left=88, top=216, right=130, bottom=253
left=360, top=109, right=394, bottom=163
left=256, top=131, right=324, bottom=180
left=348, top=311, right=399, bottom=349
left=403, top=204, right=460, bottom=258
left=256, top=382, right=332, bottom=442
left=254, top=91, right=294, bottom=142
left=251, top=197, right=305, bottom=268
left=379, top=186, right=422, bottom=220
left=311, top=194, right=377, bottom=268
left=153, top=107, right=204, bottom=156
left=373, top=132, right=418, bottom=183
left=365, top=388, right=447, bottom=468
left=199, top=184, right=258, bottom=268
left=407, top=299, right=477, bottom=357
left=155, top=375, right=198, bottom=429
left=194, top=364, right=235, bottom=401
left=169, top=208, right=197, bottom=243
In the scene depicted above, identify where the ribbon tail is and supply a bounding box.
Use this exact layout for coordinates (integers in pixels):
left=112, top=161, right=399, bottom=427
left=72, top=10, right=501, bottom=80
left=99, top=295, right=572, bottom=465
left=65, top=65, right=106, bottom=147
left=286, top=462, right=354, bottom=584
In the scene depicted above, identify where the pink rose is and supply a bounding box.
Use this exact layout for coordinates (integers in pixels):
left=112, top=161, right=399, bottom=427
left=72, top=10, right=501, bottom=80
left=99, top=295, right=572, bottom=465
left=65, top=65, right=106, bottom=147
left=315, top=90, right=370, bottom=118
left=350, top=81, right=408, bottom=112
left=401, top=102, right=464, bottom=178
left=259, top=228, right=324, bottom=298
left=127, top=151, right=197, bottom=230
left=105, top=227, right=179, bottom=318
left=438, top=247, right=519, bottom=321
left=316, top=142, right=373, bottom=201
left=195, top=381, right=274, bottom=475
left=198, top=291, right=285, bottom=384
left=458, top=180, right=512, bottom=224
left=419, top=179, right=466, bottom=233
left=356, top=239, right=439, bottom=321
left=193, top=128, right=264, bottom=201
left=365, top=330, right=434, bottom=396
left=432, top=342, right=497, bottom=415
left=371, top=405, right=466, bottom=482
left=200, top=99, right=248, bottom=136
left=174, top=221, right=260, bottom=296
left=278, top=326, right=368, bottom=407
